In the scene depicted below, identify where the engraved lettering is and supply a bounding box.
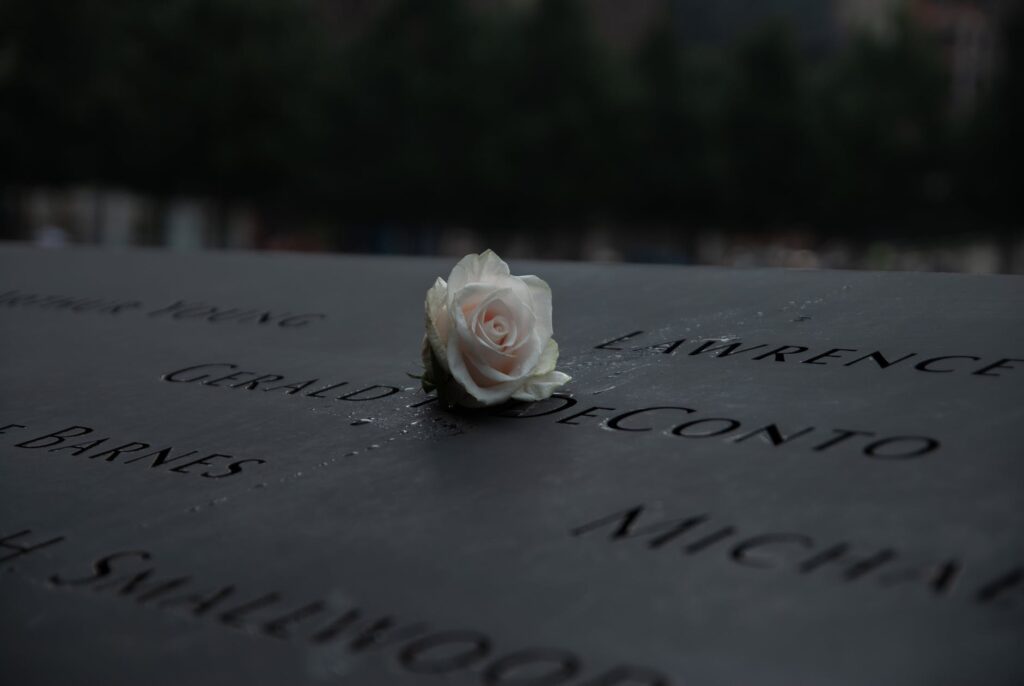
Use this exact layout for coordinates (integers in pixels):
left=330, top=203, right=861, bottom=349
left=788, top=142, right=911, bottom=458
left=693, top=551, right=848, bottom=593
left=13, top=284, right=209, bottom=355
left=608, top=406, right=696, bottom=432
left=399, top=631, right=492, bottom=674
left=483, top=649, right=580, bottom=686
left=122, top=447, right=199, bottom=467
left=5, top=292, right=325, bottom=329
left=17, top=539, right=670, bottom=678
left=670, top=418, right=739, bottom=438
left=15, top=425, right=93, bottom=449
left=262, top=379, right=319, bottom=395
left=812, top=428, right=874, bottom=452
left=863, top=436, right=939, bottom=459
left=639, top=337, right=688, bottom=354
left=595, top=331, right=644, bottom=350
left=802, top=348, right=856, bottom=365
left=49, top=438, right=108, bottom=455
left=10, top=422, right=266, bottom=477
left=339, top=385, right=400, bottom=401
left=233, top=374, right=285, bottom=390
left=169, top=453, right=232, bottom=475
left=571, top=506, right=709, bottom=549
left=88, top=441, right=150, bottom=462
left=95, top=568, right=191, bottom=603
left=731, top=534, right=814, bottom=569
left=731, top=424, right=814, bottom=446
left=349, top=617, right=430, bottom=653
left=204, top=371, right=257, bottom=387
left=799, top=544, right=896, bottom=580
left=307, top=381, right=349, bottom=398
left=752, top=345, right=810, bottom=361
left=164, top=363, right=238, bottom=383
left=976, top=569, right=1023, bottom=607
left=683, top=527, right=736, bottom=554
left=160, top=586, right=237, bottom=616
left=50, top=551, right=151, bottom=586
left=263, top=601, right=328, bottom=639
left=219, top=593, right=283, bottom=627
left=279, top=314, right=326, bottom=328
left=492, top=393, right=577, bottom=418
left=914, top=355, right=982, bottom=373
left=556, top=406, right=615, bottom=426
left=579, top=665, right=670, bottom=686
left=205, top=458, right=267, bottom=478
left=311, top=609, right=361, bottom=643
left=878, top=559, right=961, bottom=595
left=0, top=529, right=65, bottom=564
left=973, top=358, right=1023, bottom=377
left=689, top=340, right=767, bottom=357
left=844, top=351, right=917, bottom=369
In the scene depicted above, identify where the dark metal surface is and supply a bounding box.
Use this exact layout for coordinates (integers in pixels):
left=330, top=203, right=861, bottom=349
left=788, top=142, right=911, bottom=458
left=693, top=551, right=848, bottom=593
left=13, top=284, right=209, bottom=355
left=1, top=245, right=1022, bottom=685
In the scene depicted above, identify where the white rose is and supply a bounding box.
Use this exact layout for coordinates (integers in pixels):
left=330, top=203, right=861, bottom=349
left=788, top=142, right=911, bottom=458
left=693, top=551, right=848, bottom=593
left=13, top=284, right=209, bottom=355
left=421, top=249, right=571, bottom=408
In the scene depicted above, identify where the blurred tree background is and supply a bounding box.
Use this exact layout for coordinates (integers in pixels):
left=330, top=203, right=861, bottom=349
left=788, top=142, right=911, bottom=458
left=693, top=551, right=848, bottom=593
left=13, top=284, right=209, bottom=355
left=0, top=0, right=1020, bottom=269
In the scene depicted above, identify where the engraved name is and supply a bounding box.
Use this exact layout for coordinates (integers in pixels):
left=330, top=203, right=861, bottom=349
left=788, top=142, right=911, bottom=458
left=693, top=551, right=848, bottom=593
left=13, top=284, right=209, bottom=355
left=571, top=505, right=1023, bottom=610
left=1, top=422, right=265, bottom=478
left=596, top=331, right=1022, bottom=379
left=415, top=394, right=941, bottom=460
left=0, top=290, right=325, bottom=328
left=163, top=363, right=402, bottom=403
left=2, top=528, right=672, bottom=686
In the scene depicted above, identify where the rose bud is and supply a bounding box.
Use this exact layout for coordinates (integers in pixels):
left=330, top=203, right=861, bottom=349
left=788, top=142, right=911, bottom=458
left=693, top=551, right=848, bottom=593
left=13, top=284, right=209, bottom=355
left=421, top=250, right=571, bottom=408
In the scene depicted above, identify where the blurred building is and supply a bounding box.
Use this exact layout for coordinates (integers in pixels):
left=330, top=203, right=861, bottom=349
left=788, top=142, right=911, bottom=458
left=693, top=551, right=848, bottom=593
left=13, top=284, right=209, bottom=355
left=669, top=0, right=840, bottom=53
left=835, top=0, right=904, bottom=38
left=14, top=188, right=260, bottom=251
left=836, top=0, right=1004, bottom=115
left=3, top=0, right=1020, bottom=271
left=910, top=0, right=999, bottom=114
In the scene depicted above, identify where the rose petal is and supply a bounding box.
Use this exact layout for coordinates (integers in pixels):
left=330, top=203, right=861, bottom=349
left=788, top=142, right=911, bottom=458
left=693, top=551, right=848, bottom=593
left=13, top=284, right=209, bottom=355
left=420, top=335, right=438, bottom=392
left=445, top=338, right=523, bottom=405
left=509, top=338, right=568, bottom=401
left=424, top=277, right=450, bottom=370
left=451, top=285, right=539, bottom=379
left=511, top=370, right=572, bottom=402
left=496, top=285, right=538, bottom=354
left=529, top=337, right=560, bottom=376
left=518, top=274, right=553, bottom=341
left=447, top=288, right=544, bottom=405
left=470, top=291, right=516, bottom=353
left=474, top=296, right=527, bottom=354
left=446, top=249, right=510, bottom=301
left=467, top=331, right=542, bottom=384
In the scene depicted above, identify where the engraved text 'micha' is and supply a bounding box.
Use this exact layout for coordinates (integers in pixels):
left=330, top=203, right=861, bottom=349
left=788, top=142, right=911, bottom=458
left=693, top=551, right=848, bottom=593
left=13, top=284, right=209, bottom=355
left=571, top=505, right=1023, bottom=610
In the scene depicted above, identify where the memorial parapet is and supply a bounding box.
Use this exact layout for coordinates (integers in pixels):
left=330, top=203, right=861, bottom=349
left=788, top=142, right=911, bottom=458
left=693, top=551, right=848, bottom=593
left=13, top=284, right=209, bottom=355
left=1, top=245, right=1021, bottom=685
